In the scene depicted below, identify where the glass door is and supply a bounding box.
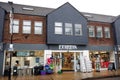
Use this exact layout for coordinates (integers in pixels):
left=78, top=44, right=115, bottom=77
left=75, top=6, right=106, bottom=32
left=62, top=52, right=74, bottom=71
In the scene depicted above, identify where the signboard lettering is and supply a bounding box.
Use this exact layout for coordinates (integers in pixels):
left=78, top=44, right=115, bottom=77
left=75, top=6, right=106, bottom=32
left=59, top=45, right=77, bottom=50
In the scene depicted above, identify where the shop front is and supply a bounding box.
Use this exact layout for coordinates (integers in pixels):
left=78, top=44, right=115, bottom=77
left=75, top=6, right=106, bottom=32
left=3, top=43, right=48, bottom=76
left=89, top=51, right=115, bottom=71
left=4, top=50, right=44, bottom=76
left=44, top=45, right=92, bottom=73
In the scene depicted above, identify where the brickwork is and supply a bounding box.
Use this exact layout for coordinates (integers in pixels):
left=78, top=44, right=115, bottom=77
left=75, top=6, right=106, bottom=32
left=88, top=21, right=114, bottom=46
left=3, top=14, right=46, bottom=44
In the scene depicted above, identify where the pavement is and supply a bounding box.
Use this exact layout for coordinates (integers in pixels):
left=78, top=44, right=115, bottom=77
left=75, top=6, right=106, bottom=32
left=0, top=69, right=120, bottom=80
left=82, top=75, right=120, bottom=80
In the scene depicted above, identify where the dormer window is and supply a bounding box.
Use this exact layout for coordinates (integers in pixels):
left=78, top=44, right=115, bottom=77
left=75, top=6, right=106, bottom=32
left=84, top=14, right=93, bottom=18
left=22, top=7, right=34, bottom=11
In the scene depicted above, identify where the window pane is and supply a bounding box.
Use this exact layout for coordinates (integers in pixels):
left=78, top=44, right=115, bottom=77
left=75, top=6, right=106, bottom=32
left=55, top=27, right=62, bottom=34
left=23, top=20, right=31, bottom=34
left=23, top=26, right=31, bottom=33
left=34, top=21, right=43, bottom=34
left=54, top=22, right=62, bottom=34
left=75, top=24, right=82, bottom=36
left=104, top=27, right=110, bottom=38
left=23, top=20, right=31, bottom=25
left=96, top=26, right=103, bottom=38
left=55, top=22, right=62, bottom=26
left=65, top=23, right=73, bottom=35
left=35, top=27, right=42, bottom=34
left=13, top=25, right=19, bottom=33
left=89, top=26, right=95, bottom=37
left=10, top=19, right=19, bottom=33
left=35, top=22, right=42, bottom=26
left=13, top=20, right=19, bottom=24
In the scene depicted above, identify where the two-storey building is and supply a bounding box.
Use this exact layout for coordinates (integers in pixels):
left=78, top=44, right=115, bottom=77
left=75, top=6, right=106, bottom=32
left=0, top=1, right=118, bottom=75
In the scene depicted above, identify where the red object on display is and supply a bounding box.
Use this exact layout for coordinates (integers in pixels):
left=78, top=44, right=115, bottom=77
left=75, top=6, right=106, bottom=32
left=47, top=58, right=51, bottom=65
left=101, top=62, right=109, bottom=68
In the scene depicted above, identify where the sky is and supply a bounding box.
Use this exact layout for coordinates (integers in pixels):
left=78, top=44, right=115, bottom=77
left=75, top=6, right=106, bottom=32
left=0, top=0, right=120, bottom=16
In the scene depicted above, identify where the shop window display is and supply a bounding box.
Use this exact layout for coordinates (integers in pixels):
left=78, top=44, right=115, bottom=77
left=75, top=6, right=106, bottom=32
left=90, top=51, right=110, bottom=70
left=4, top=50, right=44, bottom=76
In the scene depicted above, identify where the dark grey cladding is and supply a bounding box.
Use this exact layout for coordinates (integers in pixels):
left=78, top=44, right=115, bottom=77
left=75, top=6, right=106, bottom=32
left=113, top=16, right=120, bottom=45
left=0, top=7, right=5, bottom=42
left=47, top=2, right=88, bottom=45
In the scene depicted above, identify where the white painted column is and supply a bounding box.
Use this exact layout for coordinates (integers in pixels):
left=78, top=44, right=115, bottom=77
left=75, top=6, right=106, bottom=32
left=113, top=51, right=117, bottom=69
left=59, top=52, right=62, bottom=70
left=44, top=50, right=52, bottom=66
left=74, top=52, right=77, bottom=72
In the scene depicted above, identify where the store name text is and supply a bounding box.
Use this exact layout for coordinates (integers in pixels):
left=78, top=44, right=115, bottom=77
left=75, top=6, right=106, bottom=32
left=59, top=45, right=77, bottom=50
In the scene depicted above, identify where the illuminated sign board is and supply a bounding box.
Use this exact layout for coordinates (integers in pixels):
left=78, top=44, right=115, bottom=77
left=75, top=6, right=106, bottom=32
left=59, top=45, right=77, bottom=50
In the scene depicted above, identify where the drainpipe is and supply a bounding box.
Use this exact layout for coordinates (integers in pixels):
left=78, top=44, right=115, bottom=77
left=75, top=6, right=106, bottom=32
left=8, top=1, right=14, bottom=80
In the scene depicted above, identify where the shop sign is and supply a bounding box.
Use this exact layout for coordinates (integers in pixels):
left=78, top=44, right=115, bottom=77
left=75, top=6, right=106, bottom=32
left=59, top=45, right=77, bottom=50
left=17, top=51, right=29, bottom=56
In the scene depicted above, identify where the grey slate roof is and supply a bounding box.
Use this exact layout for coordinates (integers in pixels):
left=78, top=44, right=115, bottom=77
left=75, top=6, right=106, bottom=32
left=82, top=12, right=116, bottom=23
left=0, top=2, right=116, bottom=23
left=0, top=2, right=54, bottom=16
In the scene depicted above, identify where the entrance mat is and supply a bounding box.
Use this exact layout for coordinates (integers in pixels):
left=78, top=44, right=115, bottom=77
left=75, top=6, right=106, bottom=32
left=82, top=75, right=120, bottom=80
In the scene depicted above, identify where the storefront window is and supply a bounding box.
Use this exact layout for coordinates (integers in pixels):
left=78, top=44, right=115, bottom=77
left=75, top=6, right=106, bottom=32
left=4, top=50, right=44, bottom=75
left=89, top=51, right=110, bottom=69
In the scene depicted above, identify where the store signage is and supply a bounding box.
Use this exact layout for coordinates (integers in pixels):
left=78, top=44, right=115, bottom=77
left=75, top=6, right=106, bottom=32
left=59, top=45, right=77, bottom=50
left=17, top=51, right=29, bottom=57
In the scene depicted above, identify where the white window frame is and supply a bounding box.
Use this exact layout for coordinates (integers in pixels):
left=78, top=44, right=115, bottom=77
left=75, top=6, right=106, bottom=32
left=88, top=25, right=95, bottom=37
left=96, top=26, right=103, bottom=38
left=54, top=22, right=63, bottom=34
left=23, top=20, right=31, bottom=34
left=10, top=19, right=19, bottom=33
left=34, top=21, right=43, bottom=34
left=65, top=23, right=73, bottom=35
left=75, top=24, right=82, bottom=36
left=104, top=27, right=110, bottom=38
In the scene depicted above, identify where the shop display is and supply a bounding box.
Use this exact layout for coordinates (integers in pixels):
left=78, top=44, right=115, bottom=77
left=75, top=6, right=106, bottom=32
left=85, top=60, right=92, bottom=72
left=108, top=62, right=116, bottom=71
left=89, top=51, right=111, bottom=70
left=80, top=56, right=86, bottom=72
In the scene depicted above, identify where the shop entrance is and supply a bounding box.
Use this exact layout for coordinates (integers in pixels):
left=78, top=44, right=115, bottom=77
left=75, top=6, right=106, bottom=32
left=52, top=50, right=91, bottom=72
left=62, top=52, right=74, bottom=71
left=52, top=52, right=74, bottom=71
